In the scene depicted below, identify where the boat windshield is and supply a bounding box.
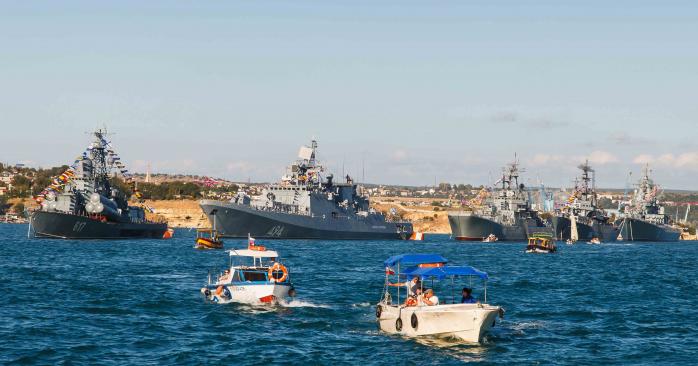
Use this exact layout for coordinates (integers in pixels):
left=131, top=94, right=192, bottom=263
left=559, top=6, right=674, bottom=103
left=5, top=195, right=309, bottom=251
left=230, top=256, right=277, bottom=268
left=240, top=270, right=268, bottom=282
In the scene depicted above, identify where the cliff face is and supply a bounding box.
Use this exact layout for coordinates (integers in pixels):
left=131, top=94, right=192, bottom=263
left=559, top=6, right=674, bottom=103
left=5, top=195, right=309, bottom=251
left=371, top=199, right=451, bottom=234
left=139, top=200, right=208, bottom=228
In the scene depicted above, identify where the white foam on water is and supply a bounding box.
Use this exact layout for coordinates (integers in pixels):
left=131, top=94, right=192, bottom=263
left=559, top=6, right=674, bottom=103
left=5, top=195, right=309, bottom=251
left=279, top=299, right=332, bottom=309
left=510, top=320, right=546, bottom=331
left=351, top=302, right=371, bottom=308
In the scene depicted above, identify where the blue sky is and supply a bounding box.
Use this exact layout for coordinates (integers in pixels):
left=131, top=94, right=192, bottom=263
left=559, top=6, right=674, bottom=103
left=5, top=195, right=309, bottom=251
left=1, top=1, right=697, bottom=189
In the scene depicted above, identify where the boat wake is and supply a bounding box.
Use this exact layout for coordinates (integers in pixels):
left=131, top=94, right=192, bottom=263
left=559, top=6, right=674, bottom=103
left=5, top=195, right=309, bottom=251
left=278, top=299, right=332, bottom=309
left=351, top=302, right=371, bottom=308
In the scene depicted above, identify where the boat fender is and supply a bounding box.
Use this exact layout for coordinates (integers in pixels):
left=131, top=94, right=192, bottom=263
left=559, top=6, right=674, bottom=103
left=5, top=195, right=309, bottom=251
left=411, top=313, right=418, bottom=330
left=215, top=286, right=224, bottom=296
left=395, top=318, right=403, bottom=331
left=375, top=305, right=382, bottom=318
left=288, top=287, right=297, bottom=297
left=204, top=289, right=211, bottom=298
left=222, top=288, right=231, bottom=299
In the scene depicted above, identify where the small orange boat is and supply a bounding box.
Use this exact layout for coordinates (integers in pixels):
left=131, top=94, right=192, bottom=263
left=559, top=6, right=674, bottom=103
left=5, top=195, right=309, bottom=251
left=195, top=229, right=223, bottom=250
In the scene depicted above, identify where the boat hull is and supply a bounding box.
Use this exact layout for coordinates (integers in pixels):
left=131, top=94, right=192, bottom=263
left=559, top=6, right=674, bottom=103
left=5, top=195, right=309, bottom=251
left=550, top=216, right=618, bottom=242
left=377, top=303, right=500, bottom=343
left=200, top=200, right=412, bottom=240
left=448, top=213, right=553, bottom=241
left=205, top=283, right=292, bottom=305
left=30, top=211, right=167, bottom=239
left=614, top=218, right=681, bottom=242
left=195, top=237, right=223, bottom=249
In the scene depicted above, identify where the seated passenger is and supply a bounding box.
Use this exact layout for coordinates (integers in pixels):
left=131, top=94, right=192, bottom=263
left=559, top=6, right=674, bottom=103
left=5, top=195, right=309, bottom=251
left=421, top=289, right=439, bottom=306
left=461, top=287, right=477, bottom=304
left=404, top=288, right=422, bottom=307
left=219, top=269, right=231, bottom=281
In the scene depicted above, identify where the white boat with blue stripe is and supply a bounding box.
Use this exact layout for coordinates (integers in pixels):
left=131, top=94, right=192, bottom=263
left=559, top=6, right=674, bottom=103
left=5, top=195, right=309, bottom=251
left=201, top=238, right=295, bottom=305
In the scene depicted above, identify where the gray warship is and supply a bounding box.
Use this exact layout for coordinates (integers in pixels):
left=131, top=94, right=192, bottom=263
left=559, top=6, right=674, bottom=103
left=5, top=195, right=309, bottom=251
left=448, top=159, right=553, bottom=241
left=199, top=140, right=413, bottom=240
left=550, top=161, right=618, bottom=242
left=29, top=130, right=168, bottom=239
left=614, top=165, right=681, bottom=241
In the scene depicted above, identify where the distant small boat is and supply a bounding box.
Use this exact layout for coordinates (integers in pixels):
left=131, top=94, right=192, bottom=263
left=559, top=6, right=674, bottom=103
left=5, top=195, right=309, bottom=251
left=163, top=228, right=174, bottom=239
left=195, top=229, right=223, bottom=250
left=526, top=233, right=557, bottom=253
left=588, top=237, right=601, bottom=245
left=409, top=231, right=425, bottom=240
left=482, top=234, right=498, bottom=243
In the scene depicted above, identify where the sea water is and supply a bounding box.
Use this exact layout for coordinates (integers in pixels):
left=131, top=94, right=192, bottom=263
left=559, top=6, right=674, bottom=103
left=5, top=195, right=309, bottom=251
left=1, top=224, right=697, bottom=365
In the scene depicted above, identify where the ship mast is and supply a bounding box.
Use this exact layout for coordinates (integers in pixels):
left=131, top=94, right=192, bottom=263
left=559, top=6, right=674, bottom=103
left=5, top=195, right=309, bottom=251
left=89, top=129, right=112, bottom=196
left=577, top=160, right=597, bottom=207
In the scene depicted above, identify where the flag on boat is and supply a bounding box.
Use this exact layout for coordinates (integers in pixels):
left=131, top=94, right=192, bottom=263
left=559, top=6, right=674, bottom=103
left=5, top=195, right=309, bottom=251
left=248, top=235, right=256, bottom=246
left=385, top=267, right=395, bottom=275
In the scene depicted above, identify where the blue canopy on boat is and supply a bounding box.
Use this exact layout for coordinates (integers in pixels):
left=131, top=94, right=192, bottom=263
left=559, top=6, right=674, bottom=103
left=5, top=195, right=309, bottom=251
left=402, top=265, right=488, bottom=280
left=384, top=253, right=448, bottom=267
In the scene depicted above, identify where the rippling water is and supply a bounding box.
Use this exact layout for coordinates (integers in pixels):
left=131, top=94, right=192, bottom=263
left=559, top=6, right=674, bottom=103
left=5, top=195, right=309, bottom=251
left=2, top=223, right=697, bottom=365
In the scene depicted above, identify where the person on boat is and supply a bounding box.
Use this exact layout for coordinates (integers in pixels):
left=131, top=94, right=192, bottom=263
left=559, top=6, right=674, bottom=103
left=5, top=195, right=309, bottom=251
left=461, top=287, right=477, bottom=304
left=406, top=288, right=423, bottom=306
left=421, top=289, right=439, bottom=306
left=388, top=277, right=421, bottom=296
left=219, top=269, right=231, bottom=282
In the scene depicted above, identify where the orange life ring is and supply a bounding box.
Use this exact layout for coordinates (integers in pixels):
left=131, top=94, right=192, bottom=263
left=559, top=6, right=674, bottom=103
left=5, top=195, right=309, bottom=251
left=215, top=285, right=224, bottom=296
left=405, top=297, right=417, bottom=307
left=268, top=262, right=288, bottom=283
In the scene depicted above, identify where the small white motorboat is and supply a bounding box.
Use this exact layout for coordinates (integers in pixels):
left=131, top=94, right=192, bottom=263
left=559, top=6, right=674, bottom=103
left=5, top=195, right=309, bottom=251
left=482, top=234, right=498, bottom=243
left=587, top=237, right=601, bottom=245
left=376, top=254, right=503, bottom=343
left=201, top=238, right=295, bottom=305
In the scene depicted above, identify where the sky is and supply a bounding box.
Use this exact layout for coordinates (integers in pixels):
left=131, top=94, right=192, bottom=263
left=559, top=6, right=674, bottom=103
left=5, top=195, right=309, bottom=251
left=1, top=1, right=697, bottom=189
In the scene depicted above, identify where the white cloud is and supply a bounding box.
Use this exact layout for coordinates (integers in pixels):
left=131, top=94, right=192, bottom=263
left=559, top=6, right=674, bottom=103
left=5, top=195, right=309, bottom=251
left=391, top=149, right=408, bottom=162
left=632, top=154, right=654, bottom=164
left=527, top=150, right=618, bottom=167
left=226, top=161, right=252, bottom=173
left=586, top=150, right=619, bottom=165
left=529, top=154, right=566, bottom=166
left=633, top=152, right=698, bottom=169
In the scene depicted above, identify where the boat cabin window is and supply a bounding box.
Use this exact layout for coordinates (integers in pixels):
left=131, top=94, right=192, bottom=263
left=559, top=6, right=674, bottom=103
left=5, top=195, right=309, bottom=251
left=242, top=271, right=267, bottom=282
left=231, top=271, right=242, bottom=282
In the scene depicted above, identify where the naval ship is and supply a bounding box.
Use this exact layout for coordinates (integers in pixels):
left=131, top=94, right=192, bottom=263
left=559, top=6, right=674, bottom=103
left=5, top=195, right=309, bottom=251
left=550, top=161, right=618, bottom=242
left=614, top=165, right=681, bottom=242
left=199, top=140, right=413, bottom=240
left=29, top=130, right=168, bottom=239
left=448, top=159, right=553, bottom=241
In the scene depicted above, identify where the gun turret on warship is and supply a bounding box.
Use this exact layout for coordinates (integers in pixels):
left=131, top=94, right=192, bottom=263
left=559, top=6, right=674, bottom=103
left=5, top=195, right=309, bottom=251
left=447, top=159, right=553, bottom=241
left=29, top=129, right=168, bottom=239
left=199, top=140, right=413, bottom=240
left=614, top=165, right=681, bottom=241
left=550, top=161, right=619, bottom=242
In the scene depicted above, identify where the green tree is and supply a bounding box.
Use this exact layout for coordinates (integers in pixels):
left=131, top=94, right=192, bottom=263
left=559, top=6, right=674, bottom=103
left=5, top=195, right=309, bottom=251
left=0, top=196, right=8, bottom=214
